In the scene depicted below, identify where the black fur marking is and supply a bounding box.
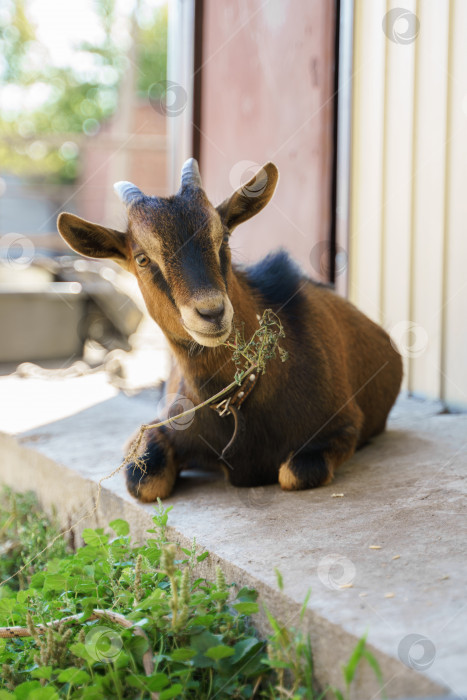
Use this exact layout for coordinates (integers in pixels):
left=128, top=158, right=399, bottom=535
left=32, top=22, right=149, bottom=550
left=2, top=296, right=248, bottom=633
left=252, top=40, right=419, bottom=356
left=219, top=243, right=230, bottom=283
left=242, top=250, right=305, bottom=320
left=152, top=265, right=176, bottom=307
left=289, top=447, right=329, bottom=488
left=125, top=437, right=167, bottom=497
left=180, top=240, right=215, bottom=292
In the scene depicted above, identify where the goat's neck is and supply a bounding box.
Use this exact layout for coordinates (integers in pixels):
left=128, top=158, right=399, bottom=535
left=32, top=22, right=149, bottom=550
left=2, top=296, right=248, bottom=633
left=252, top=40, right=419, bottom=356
left=167, top=270, right=259, bottom=399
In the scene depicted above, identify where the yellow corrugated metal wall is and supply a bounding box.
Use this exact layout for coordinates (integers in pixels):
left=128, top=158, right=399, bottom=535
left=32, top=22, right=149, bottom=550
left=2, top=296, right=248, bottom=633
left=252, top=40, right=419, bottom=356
left=349, top=0, right=467, bottom=409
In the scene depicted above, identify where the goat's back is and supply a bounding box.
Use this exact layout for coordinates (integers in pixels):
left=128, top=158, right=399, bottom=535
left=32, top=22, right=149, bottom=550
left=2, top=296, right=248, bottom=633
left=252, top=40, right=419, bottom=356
left=242, top=252, right=402, bottom=445
left=301, top=282, right=402, bottom=443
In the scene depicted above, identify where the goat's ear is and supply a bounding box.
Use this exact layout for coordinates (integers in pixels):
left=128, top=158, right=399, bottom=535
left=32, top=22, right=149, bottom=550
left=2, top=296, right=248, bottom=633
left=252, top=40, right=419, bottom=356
left=216, top=162, right=279, bottom=231
left=57, top=213, right=128, bottom=267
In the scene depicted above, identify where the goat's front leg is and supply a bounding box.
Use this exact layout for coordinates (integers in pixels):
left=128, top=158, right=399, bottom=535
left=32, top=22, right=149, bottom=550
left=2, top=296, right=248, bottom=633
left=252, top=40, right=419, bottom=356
left=279, top=421, right=360, bottom=491
left=125, top=424, right=179, bottom=502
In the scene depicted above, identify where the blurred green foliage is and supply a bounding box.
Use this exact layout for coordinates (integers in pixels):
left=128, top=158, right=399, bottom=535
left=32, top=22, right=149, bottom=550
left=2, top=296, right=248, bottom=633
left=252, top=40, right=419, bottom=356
left=0, top=0, right=167, bottom=183
left=136, top=2, right=168, bottom=95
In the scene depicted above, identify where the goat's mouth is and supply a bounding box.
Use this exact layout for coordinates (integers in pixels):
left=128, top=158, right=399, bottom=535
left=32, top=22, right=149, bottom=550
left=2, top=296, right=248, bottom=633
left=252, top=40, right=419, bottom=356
left=183, top=325, right=232, bottom=347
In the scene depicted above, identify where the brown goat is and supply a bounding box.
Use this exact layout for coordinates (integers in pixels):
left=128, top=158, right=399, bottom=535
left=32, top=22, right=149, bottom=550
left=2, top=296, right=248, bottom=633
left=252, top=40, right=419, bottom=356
left=57, top=159, right=402, bottom=501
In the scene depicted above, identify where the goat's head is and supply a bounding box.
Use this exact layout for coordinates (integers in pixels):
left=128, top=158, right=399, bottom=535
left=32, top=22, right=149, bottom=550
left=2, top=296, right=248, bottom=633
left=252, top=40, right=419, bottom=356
left=57, top=159, right=278, bottom=347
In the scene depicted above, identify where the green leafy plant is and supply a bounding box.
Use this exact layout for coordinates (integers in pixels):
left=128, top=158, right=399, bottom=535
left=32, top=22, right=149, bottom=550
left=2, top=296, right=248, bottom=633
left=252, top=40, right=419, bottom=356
left=260, top=571, right=316, bottom=699
left=0, top=497, right=266, bottom=698
left=259, top=572, right=386, bottom=700
left=0, top=491, right=385, bottom=699
left=330, top=632, right=385, bottom=700
left=0, top=487, right=67, bottom=592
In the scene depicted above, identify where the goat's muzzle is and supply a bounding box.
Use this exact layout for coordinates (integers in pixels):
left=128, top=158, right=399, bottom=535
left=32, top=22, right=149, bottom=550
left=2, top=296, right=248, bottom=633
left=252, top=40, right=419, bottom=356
left=179, top=290, right=233, bottom=347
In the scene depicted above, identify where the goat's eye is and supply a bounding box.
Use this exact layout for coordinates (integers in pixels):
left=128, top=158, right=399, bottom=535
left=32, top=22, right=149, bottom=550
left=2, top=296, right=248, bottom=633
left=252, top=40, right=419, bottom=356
left=135, top=253, right=150, bottom=267
left=223, top=234, right=229, bottom=244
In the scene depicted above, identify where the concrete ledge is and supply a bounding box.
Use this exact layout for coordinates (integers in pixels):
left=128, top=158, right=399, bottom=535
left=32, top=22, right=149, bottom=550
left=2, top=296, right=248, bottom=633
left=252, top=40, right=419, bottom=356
left=0, top=372, right=466, bottom=699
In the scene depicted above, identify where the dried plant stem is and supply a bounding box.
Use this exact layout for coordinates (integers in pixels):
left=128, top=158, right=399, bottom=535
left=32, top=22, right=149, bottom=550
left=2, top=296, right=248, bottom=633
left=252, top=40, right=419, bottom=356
left=0, top=609, right=130, bottom=639
left=125, top=363, right=258, bottom=463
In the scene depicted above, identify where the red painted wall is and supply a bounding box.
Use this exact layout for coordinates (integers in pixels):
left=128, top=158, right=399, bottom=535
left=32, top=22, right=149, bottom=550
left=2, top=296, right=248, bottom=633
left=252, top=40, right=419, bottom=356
left=198, top=0, right=336, bottom=281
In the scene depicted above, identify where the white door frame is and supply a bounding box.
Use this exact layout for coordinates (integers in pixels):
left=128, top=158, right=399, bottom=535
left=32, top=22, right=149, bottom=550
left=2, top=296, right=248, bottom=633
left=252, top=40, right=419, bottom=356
left=335, top=0, right=354, bottom=297
left=167, top=0, right=196, bottom=192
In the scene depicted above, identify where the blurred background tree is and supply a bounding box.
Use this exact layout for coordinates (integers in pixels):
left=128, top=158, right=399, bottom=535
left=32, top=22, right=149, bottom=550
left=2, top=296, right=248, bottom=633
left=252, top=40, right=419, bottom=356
left=0, top=0, right=167, bottom=183
left=136, top=1, right=167, bottom=95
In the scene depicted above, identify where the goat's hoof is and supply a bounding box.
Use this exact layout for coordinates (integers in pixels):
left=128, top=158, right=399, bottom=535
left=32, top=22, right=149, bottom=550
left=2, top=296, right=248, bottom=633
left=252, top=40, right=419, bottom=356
left=278, top=451, right=333, bottom=491
left=124, top=433, right=177, bottom=502
left=125, top=462, right=176, bottom=501
left=278, top=460, right=302, bottom=490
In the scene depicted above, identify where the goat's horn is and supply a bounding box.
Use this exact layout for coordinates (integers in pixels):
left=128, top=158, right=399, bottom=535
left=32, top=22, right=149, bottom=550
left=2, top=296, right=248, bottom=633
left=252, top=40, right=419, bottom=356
left=113, top=181, right=144, bottom=206
left=180, top=158, right=202, bottom=190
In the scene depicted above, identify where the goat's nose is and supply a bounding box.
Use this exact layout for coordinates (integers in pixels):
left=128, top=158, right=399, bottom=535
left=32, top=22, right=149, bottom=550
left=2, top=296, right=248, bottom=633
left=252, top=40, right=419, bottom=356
left=195, top=298, right=225, bottom=321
